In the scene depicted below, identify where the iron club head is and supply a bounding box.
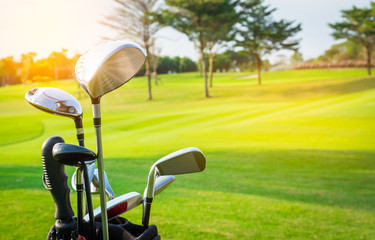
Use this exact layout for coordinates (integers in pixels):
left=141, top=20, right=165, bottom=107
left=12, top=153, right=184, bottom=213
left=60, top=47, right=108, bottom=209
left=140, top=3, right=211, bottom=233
left=142, top=147, right=206, bottom=227
left=85, top=176, right=175, bottom=222
left=145, top=147, right=206, bottom=199
left=84, top=192, right=142, bottom=222
left=91, top=169, right=115, bottom=200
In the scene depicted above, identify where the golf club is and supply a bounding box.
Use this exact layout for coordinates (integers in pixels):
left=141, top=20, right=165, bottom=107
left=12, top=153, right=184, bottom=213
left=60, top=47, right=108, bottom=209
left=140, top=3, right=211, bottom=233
left=84, top=192, right=142, bottom=222
left=91, top=169, right=115, bottom=200
left=25, top=87, right=96, bottom=238
left=143, top=147, right=206, bottom=228
left=75, top=40, right=146, bottom=240
left=152, top=175, right=175, bottom=196
left=52, top=142, right=97, bottom=240
left=72, top=169, right=115, bottom=201
left=85, top=175, right=175, bottom=222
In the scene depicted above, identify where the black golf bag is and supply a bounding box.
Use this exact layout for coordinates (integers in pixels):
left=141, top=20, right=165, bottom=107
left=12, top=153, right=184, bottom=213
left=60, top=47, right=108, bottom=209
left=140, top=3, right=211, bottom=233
left=46, top=217, right=160, bottom=240
left=42, top=136, right=160, bottom=240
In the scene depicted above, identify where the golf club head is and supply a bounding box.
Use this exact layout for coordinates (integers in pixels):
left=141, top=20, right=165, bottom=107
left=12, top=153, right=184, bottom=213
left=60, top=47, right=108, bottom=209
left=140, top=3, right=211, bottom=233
left=84, top=192, right=142, bottom=222
left=91, top=169, right=115, bottom=200
left=142, top=148, right=205, bottom=228
left=155, top=147, right=206, bottom=175
left=75, top=40, right=147, bottom=100
left=153, top=175, right=175, bottom=196
left=145, top=147, right=205, bottom=199
left=25, top=87, right=82, bottom=119
left=52, top=143, right=96, bottom=167
left=71, top=163, right=96, bottom=191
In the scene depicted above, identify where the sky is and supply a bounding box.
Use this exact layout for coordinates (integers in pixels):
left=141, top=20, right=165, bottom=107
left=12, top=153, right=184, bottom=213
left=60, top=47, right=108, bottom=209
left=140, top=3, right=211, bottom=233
left=0, top=0, right=372, bottom=62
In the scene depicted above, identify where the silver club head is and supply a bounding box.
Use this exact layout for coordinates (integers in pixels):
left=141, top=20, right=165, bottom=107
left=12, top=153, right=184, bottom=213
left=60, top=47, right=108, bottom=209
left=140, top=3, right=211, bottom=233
left=75, top=40, right=147, bottom=100
left=25, top=87, right=82, bottom=119
left=91, top=169, right=115, bottom=200
left=84, top=192, right=142, bottom=222
left=145, top=147, right=206, bottom=198
left=142, top=147, right=205, bottom=227
left=153, top=175, right=175, bottom=196
left=71, top=163, right=96, bottom=191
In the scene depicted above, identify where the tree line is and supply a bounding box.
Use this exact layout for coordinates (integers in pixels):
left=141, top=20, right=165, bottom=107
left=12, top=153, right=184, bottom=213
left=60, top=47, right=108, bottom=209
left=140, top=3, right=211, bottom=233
left=294, top=40, right=375, bottom=70
left=0, top=51, right=197, bottom=87
left=294, top=3, right=375, bottom=72
left=0, top=50, right=79, bottom=86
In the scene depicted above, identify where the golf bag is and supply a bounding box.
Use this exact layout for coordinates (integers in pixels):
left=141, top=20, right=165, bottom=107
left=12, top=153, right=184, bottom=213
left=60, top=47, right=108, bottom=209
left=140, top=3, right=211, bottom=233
left=41, top=136, right=160, bottom=240
left=46, top=217, right=160, bottom=240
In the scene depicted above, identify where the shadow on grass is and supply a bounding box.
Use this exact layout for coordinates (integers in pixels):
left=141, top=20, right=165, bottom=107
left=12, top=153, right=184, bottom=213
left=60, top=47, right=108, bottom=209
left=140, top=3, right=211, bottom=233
left=250, top=76, right=375, bottom=102
left=2, top=149, right=374, bottom=213
left=181, top=149, right=375, bottom=212
left=282, top=77, right=375, bottom=99
left=0, top=165, right=47, bottom=190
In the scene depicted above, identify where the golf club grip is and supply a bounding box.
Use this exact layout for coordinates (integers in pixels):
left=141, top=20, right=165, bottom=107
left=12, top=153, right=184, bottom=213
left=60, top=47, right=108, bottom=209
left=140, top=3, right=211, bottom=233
left=41, top=136, right=74, bottom=221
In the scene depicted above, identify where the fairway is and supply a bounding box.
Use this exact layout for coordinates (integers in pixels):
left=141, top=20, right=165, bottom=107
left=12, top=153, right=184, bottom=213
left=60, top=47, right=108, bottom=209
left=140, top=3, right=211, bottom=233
left=0, top=69, right=374, bottom=239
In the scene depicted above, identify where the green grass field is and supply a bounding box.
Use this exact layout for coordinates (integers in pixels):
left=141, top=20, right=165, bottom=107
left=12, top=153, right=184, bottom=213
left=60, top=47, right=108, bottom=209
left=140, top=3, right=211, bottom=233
left=0, top=68, right=374, bottom=239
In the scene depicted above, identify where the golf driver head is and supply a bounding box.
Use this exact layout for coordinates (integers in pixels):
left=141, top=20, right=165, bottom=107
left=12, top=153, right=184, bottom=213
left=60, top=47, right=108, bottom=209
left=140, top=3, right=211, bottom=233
left=84, top=192, right=142, bottom=222
left=25, top=87, right=82, bottom=120
left=75, top=40, right=147, bottom=100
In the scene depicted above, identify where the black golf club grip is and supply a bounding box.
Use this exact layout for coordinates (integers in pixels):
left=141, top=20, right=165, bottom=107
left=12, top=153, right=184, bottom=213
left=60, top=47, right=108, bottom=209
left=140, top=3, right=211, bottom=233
left=41, top=136, right=74, bottom=221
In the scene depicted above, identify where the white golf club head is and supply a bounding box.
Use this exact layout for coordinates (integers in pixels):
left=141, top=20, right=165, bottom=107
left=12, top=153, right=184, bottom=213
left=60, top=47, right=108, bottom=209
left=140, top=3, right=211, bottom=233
left=84, top=192, right=142, bottom=222
left=75, top=40, right=147, bottom=100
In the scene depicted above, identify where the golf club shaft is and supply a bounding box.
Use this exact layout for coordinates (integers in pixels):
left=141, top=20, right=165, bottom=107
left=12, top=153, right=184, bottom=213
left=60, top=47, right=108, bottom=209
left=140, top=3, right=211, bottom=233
left=75, top=168, right=84, bottom=235
left=76, top=121, right=96, bottom=239
left=93, top=103, right=109, bottom=240
left=142, top=200, right=152, bottom=228
left=143, top=168, right=156, bottom=228
left=75, top=119, right=84, bottom=148
left=83, top=165, right=96, bottom=240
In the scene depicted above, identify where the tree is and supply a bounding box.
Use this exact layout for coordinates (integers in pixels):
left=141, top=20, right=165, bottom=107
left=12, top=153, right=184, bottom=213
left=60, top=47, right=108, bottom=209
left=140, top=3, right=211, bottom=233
left=160, top=0, right=239, bottom=97
left=21, top=52, right=37, bottom=83
left=149, top=45, right=162, bottom=84
left=327, top=46, right=341, bottom=63
left=47, top=49, right=72, bottom=80
left=179, top=57, right=197, bottom=72
left=329, top=3, right=375, bottom=75
left=0, top=57, right=20, bottom=86
left=317, top=40, right=364, bottom=64
left=212, top=49, right=253, bottom=72
left=101, top=0, right=162, bottom=100
left=290, top=50, right=303, bottom=65
left=235, top=0, right=301, bottom=85
left=204, top=0, right=240, bottom=88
